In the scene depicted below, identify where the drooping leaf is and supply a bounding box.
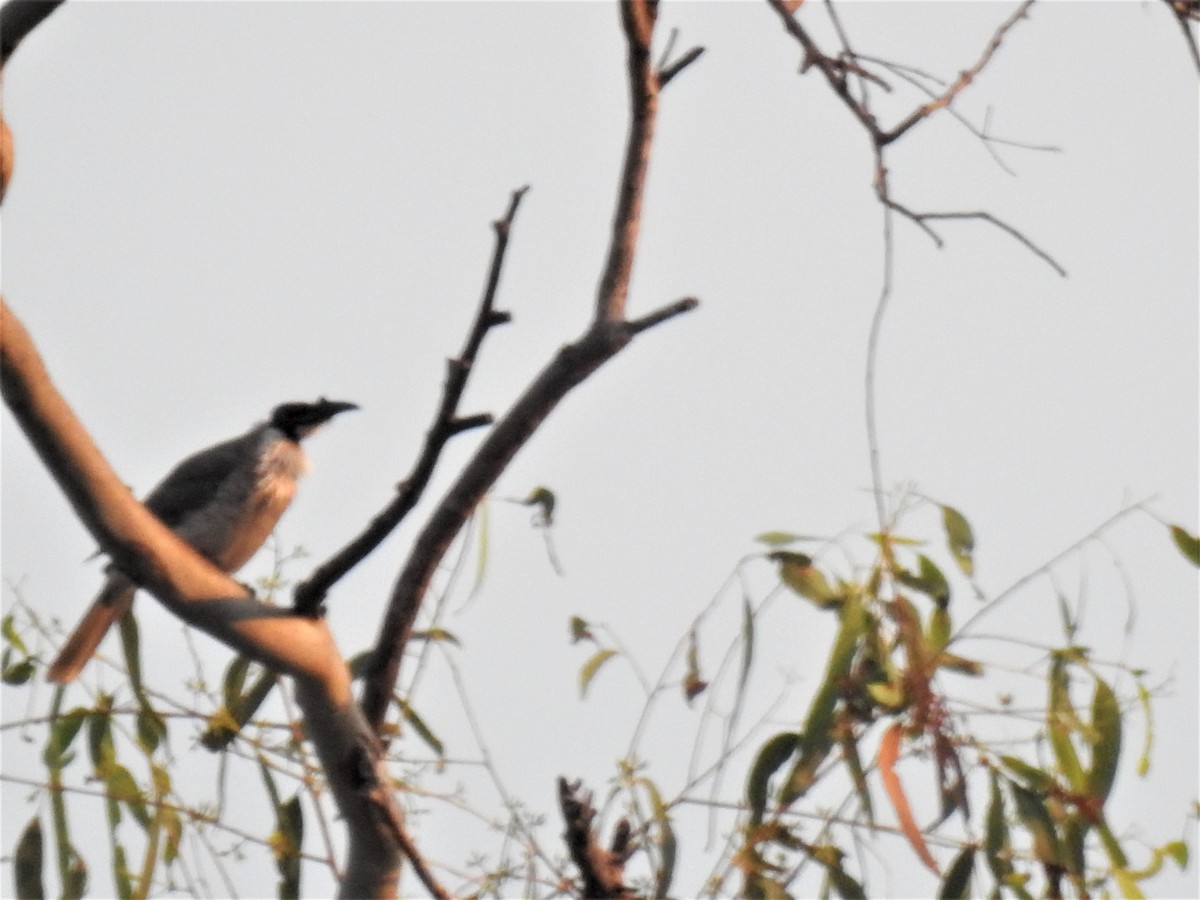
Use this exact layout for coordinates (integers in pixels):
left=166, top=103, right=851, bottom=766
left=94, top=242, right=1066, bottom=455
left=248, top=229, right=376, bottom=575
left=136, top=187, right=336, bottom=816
left=683, top=629, right=708, bottom=704
left=1135, top=678, right=1153, bottom=777
left=878, top=722, right=939, bottom=875
left=135, top=704, right=167, bottom=755
left=3, top=613, right=28, bottom=655
left=1087, top=675, right=1122, bottom=803
left=839, top=725, right=874, bottom=827
left=161, top=807, right=183, bottom=865
left=1169, top=524, right=1200, bottom=567
left=1009, top=782, right=1060, bottom=866
left=471, top=498, right=490, bottom=599
left=398, top=699, right=445, bottom=758
left=44, top=708, right=87, bottom=769
left=738, top=596, right=755, bottom=697
left=637, top=778, right=676, bottom=899
left=1047, top=655, right=1087, bottom=793
left=274, top=795, right=304, bottom=900
left=222, top=654, right=253, bottom=708
left=747, top=732, right=800, bottom=825
left=937, top=844, right=976, bottom=899
left=781, top=595, right=866, bottom=802
left=983, top=770, right=1013, bottom=883
left=117, top=611, right=143, bottom=695
left=927, top=607, right=952, bottom=654
left=87, top=702, right=116, bottom=774
left=578, top=648, right=617, bottom=699
left=15, top=816, right=45, bottom=900
left=941, top=505, right=975, bottom=577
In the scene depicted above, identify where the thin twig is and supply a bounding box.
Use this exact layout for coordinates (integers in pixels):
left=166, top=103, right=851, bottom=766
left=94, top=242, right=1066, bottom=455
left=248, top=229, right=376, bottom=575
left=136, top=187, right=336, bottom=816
left=360, top=0, right=700, bottom=735
left=292, top=187, right=526, bottom=616
left=951, top=498, right=1149, bottom=641
left=880, top=1, right=1035, bottom=146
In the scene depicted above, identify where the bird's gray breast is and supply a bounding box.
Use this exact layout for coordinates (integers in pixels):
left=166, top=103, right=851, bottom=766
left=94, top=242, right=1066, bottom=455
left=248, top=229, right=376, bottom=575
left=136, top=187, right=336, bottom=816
left=171, top=427, right=308, bottom=572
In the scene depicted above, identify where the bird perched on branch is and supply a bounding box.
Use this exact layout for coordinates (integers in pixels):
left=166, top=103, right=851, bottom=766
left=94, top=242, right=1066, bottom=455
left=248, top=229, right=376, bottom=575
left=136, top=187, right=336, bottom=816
left=46, top=398, right=358, bottom=683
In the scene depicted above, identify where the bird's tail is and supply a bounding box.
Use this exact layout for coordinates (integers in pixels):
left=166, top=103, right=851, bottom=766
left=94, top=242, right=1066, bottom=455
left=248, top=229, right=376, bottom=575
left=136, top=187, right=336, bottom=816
left=46, top=576, right=137, bottom=683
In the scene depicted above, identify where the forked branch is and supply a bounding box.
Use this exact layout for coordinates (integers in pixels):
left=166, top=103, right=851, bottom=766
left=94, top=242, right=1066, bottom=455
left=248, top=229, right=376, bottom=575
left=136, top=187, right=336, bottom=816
left=292, top=187, right=527, bottom=616
left=360, top=0, right=701, bottom=733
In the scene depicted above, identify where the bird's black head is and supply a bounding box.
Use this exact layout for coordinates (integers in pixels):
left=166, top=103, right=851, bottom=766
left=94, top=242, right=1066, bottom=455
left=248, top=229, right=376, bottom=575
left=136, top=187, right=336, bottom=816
left=270, top=398, right=359, bottom=441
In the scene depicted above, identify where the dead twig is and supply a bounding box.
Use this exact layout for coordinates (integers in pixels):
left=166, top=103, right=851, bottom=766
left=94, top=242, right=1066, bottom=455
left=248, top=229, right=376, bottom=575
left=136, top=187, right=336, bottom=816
left=292, top=187, right=526, bottom=617
left=359, top=0, right=700, bottom=735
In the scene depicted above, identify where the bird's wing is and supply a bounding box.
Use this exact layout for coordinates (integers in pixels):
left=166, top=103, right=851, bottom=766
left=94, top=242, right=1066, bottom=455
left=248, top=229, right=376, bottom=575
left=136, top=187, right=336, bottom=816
left=142, top=429, right=261, bottom=528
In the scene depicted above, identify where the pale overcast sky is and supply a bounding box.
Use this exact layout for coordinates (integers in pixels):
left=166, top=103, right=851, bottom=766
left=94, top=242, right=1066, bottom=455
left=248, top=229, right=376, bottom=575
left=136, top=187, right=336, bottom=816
left=2, top=2, right=1196, bottom=897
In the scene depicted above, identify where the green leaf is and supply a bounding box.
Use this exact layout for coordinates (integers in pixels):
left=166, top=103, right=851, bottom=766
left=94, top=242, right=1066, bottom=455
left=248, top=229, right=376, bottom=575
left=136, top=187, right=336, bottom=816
left=839, top=727, right=874, bottom=827
left=999, top=755, right=1054, bottom=793
left=568, top=616, right=593, bottom=643
left=161, top=808, right=183, bottom=865
left=1009, top=782, right=1060, bottom=865
left=522, top=486, right=556, bottom=526
left=471, top=498, right=490, bottom=598
left=941, top=505, right=975, bottom=577
left=275, top=795, right=303, bottom=899
left=15, top=817, right=45, bottom=900
left=3, top=658, right=36, bottom=685
left=222, top=654, right=253, bottom=707
left=683, top=629, right=708, bottom=704
left=136, top=705, right=167, bottom=755
left=1087, top=675, right=1121, bottom=803
left=411, top=628, right=461, bottom=645
left=770, top=551, right=841, bottom=608
left=927, top=607, right=952, bottom=654
left=937, top=844, right=976, bottom=899
left=44, top=708, right=87, bottom=769
left=1135, top=678, right=1153, bottom=776
left=984, top=771, right=1012, bottom=882
left=897, top=554, right=951, bottom=607
left=1047, top=656, right=1087, bottom=793
left=781, top=595, right=867, bottom=803
left=755, top=531, right=825, bottom=546
left=579, top=648, right=617, bottom=699
left=117, top=611, right=143, bottom=695
left=738, top=597, right=755, bottom=697
left=87, top=703, right=116, bottom=774
left=399, top=699, right=445, bottom=758
left=1169, top=524, right=1200, bottom=567
left=746, top=732, right=800, bottom=825
left=3, top=613, right=29, bottom=655
left=636, top=779, right=676, bottom=899
left=866, top=679, right=907, bottom=711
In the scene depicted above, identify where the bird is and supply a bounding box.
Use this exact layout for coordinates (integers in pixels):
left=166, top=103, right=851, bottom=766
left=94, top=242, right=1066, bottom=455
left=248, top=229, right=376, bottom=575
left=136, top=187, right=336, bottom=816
left=46, top=397, right=358, bottom=683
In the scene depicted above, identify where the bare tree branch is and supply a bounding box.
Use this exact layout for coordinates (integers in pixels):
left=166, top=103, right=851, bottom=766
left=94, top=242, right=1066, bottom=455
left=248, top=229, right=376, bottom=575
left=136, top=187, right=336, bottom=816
left=292, top=187, right=527, bottom=617
left=879, top=1, right=1033, bottom=146
left=360, top=0, right=700, bottom=734
left=1163, top=0, right=1200, bottom=75
left=1, top=298, right=407, bottom=896
left=0, top=0, right=64, bottom=70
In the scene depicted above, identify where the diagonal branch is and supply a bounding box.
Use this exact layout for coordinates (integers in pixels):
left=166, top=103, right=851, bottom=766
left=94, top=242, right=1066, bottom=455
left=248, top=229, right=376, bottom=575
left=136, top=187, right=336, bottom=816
left=0, top=0, right=65, bottom=70
left=292, top=187, right=527, bottom=617
left=879, top=1, right=1034, bottom=146
left=359, top=0, right=701, bottom=734
left=1, top=298, right=408, bottom=897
